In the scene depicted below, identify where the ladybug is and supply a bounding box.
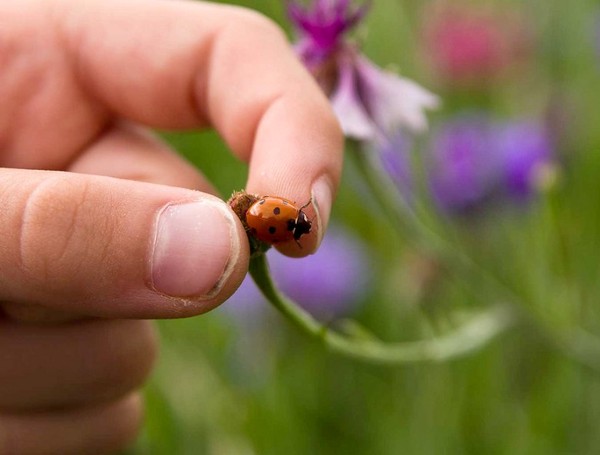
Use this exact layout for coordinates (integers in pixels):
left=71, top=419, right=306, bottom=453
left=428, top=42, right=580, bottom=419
left=245, top=196, right=312, bottom=246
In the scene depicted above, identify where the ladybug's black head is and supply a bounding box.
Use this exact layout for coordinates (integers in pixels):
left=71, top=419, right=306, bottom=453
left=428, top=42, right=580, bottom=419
left=293, top=210, right=312, bottom=241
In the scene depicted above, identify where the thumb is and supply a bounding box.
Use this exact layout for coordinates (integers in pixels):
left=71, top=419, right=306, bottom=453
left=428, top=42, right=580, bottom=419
left=0, top=169, right=249, bottom=318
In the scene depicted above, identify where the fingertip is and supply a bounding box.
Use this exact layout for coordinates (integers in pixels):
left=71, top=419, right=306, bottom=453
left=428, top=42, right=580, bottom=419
left=244, top=87, right=343, bottom=259
left=271, top=177, right=332, bottom=258
left=148, top=196, right=250, bottom=315
left=183, top=202, right=251, bottom=314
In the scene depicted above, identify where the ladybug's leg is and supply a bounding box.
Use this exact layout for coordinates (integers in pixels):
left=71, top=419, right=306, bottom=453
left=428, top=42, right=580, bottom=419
left=299, top=199, right=313, bottom=210
left=288, top=218, right=303, bottom=248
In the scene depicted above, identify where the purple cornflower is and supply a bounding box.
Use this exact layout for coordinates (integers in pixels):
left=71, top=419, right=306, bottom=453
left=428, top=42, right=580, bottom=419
left=225, top=226, right=372, bottom=321
left=428, top=115, right=500, bottom=212
left=289, top=0, right=439, bottom=142
left=497, top=121, right=555, bottom=200
left=428, top=114, right=555, bottom=213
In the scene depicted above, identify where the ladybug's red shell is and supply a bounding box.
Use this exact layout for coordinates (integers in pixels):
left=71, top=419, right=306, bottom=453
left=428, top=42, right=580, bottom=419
left=246, top=196, right=311, bottom=245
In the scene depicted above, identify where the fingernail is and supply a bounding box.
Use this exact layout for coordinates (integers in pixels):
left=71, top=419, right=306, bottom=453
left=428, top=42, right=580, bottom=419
left=150, top=200, right=238, bottom=299
left=311, top=176, right=333, bottom=248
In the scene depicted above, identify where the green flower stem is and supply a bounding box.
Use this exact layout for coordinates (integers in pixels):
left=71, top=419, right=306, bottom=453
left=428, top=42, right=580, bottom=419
left=349, top=144, right=521, bottom=305
left=249, top=253, right=517, bottom=365
left=559, top=329, right=600, bottom=373
left=349, top=143, right=600, bottom=373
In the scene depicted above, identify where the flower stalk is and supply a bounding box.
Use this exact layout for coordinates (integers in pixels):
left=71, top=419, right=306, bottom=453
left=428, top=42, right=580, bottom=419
left=237, top=0, right=521, bottom=365
left=249, top=251, right=517, bottom=365
left=347, top=140, right=520, bottom=306
left=349, top=141, right=600, bottom=374
left=236, top=0, right=600, bottom=373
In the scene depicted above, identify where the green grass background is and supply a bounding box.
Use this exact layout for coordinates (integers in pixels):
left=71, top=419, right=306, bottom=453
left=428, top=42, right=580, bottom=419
left=130, top=0, right=600, bottom=453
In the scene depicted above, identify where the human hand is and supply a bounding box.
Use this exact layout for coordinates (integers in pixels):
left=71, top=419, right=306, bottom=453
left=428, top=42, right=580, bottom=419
left=0, top=0, right=342, bottom=453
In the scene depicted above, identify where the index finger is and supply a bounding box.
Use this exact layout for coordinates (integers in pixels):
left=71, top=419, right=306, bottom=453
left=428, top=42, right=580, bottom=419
left=57, top=0, right=343, bottom=254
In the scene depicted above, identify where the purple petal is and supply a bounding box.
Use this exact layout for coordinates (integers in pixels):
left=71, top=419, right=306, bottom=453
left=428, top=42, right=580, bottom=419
left=288, top=0, right=370, bottom=62
left=355, top=55, right=440, bottom=135
left=329, top=53, right=378, bottom=140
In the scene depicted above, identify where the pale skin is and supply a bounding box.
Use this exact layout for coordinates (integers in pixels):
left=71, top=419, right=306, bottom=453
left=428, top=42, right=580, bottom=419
left=0, top=0, right=343, bottom=453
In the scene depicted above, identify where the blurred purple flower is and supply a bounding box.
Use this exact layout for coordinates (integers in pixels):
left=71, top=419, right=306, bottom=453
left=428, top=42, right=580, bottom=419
left=221, top=273, right=265, bottom=321
left=497, top=121, right=554, bottom=200
left=288, top=0, right=439, bottom=141
left=428, top=114, right=555, bottom=213
left=225, top=226, right=372, bottom=320
left=429, top=115, right=501, bottom=212
left=270, top=227, right=371, bottom=317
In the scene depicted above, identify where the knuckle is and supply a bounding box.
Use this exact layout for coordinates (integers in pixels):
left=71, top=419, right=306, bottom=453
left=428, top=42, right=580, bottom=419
left=98, top=392, right=144, bottom=453
left=0, top=417, right=18, bottom=455
left=0, top=395, right=144, bottom=455
left=102, top=394, right=145, bottom=454
left=89, top=320, right=158, bottom=401
left=85, top=321, right=157, bottom=403
left=18, top=175, right=98, bottom=288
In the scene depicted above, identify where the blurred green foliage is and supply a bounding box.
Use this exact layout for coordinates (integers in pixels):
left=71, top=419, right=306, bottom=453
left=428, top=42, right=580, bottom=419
left=133, top=0, right=600, bottom=453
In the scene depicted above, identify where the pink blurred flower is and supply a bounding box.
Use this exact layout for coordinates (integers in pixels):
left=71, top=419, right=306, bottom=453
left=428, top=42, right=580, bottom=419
left=422, top=3, right=530, bottom=87
left=289, top=0, right=439, bottom=141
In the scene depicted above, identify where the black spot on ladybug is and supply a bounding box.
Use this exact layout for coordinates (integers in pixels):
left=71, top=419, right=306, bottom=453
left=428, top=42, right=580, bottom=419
left=273, top=207, right=281, bottom=215
left=268, top=226, right=277, bottom=234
